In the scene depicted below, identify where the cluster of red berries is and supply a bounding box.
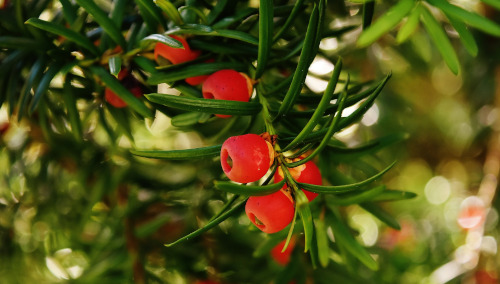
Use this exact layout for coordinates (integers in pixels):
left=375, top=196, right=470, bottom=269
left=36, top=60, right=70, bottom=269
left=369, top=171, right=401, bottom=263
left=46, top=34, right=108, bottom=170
left=105, top=35, right=253, bottom=115
left=154, top=35, right=254, bottom=118
left=220, top=134, right=323, bottom=234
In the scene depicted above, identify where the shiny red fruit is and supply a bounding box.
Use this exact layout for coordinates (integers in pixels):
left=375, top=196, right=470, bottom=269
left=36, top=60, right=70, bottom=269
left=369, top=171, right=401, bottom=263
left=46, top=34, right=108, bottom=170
left=275, top=159, right=322, bottom=202
left=245, top=190, right=294, bottom=234
left=154, top=35, right=200, bottom=65
left=271, top=237, right=296, bottom=266
left=202, top=69, right=253, bottom=118
left=220, top=134, right=272, bottom=183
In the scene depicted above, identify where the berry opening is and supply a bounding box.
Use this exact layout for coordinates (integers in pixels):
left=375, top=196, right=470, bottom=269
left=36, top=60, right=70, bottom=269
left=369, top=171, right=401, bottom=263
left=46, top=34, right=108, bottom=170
left=225, top=155, right=233, bottom=168
left=249, top=213, right=266, bottom=230
left=203, top=91, right=214, bottom=99
left=220, top=148, right=232, bottom=174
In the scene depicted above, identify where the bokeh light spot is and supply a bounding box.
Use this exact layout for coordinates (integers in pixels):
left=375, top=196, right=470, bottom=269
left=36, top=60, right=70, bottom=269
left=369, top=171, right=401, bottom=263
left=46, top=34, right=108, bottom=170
left=424, top=176, right=451, bottom=205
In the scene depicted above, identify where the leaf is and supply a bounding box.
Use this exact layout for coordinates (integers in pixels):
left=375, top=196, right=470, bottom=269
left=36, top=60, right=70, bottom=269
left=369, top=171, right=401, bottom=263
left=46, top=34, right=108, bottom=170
left=446, top=14, right=478, bottom=57
left=148, top=61, right=246, bottom=84
left=155, top=0, right=184, bottom=26
left=325, top=185, right=386, bottom=206
left=59, top=0, right=78, bottom=25
left=428, top=0, right=500, bottom=36
left=63, top=76, right=83, bottom=141
left=171, top=112, right=204, bottom=127
left=420, top=6, right=460, bottom=75
left=29, top=61, right=65, bottom=114
left=90, top=66, right=152, bottom=118
left=140, top=33, right=183, bottom=49
left=18, top=58, right=46, bottom=121
left=109, top=56, right=122, bottom=78
left=165, top=198, right=246, bottom=247
left=328, top=132, right=409, bottom=158
left=481, top=0, right=500, bottom=10
left=333, top=73, right=391, bottom=130
left=25, top=18, right=99, bottom=55
left=131, top=145, right=221, bottom=160
left=178, top=6, right=208, bottom=24
left=208, top=195, right=239, bottom=222
left=145, top=94, right=262, bottom=116
left=98, top=0, right=128, bottom=50
left=6, top=63, right=23, bottom=116
left=357, top=0, right=414, bottom=47
left=255, top=0, right=273, bottom=79
left=134, top=0, right=166, bottom=30
left=282, top=58, right=343, bottom=152
left=75, top=0, right=127, bottom=48
left=361, top=202, right=401, bottom=230
left=396, top=5, right=421, bottom=43
left=274, top=3, right=320, bottom=121
left=327, top=205, right=379, bottom=270
left=174, top=84, right=203, bottom=98
left=109, top=0, right=128, bottom=26
left=299, top=161, right=396, bottom=193
left=106, top=106, right=134, bottom=142
left=0, top=36, right=39, bottom=50
left=369, top=190, right=417, bottom=202
left=286, top=77, right=349, bottom=168
left=167, top=25, right=259, bottom=45
left=98, top=106, right=117, bottom=142
left=135, top=213, right=171, bottom=238
left=362, top=1, right=375, bottom=30
left=206, top=0, right=228, bottom=24
left=310, top=0, right=325, bottom=63
left=212, top=7, right=258, bottom=29
left=314, top=218, right=330, bottom=268
left=273, top=0, right=305, bottom=42
left=214, top=180, right=285, bottom=196
left=294, top=188, right=314, bottom=253
left=133, top=56, right=158, bottom=74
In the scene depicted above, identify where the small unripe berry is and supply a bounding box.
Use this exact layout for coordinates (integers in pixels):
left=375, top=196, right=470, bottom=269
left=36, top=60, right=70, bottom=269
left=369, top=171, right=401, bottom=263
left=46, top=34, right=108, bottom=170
left=202, top=69, right=253, bottom=118
left=105, top=70, right=142, bottom=108
left=275, top=159, right=322, bottom=202
left=271, top=237, right=296, bottom=266
left=245, top=190, right=294, bottom=234
left=154, top=35, right=200, bottom=65
left=220, top=134, right=273, bottom=183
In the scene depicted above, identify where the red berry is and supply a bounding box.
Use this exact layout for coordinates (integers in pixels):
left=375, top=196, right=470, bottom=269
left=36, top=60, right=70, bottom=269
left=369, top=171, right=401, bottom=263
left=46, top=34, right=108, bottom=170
left=220, top=134, right=273, bottom=183
left=458, top=196, right=486, bottom=230
left=275, top=159, right=322, bottom=202
left=271, top=237, right=296, bottom=266
left=154, top=35, right=199, bottom=65
left=0, top=122, right=9, bottom=136
left=245, top=190, right=294, bottom=234
left=202, top=69, right=253, bottom=118
left=105, top=70, right=142, bottom=108
left=475, top=270, right=498, bottom=284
